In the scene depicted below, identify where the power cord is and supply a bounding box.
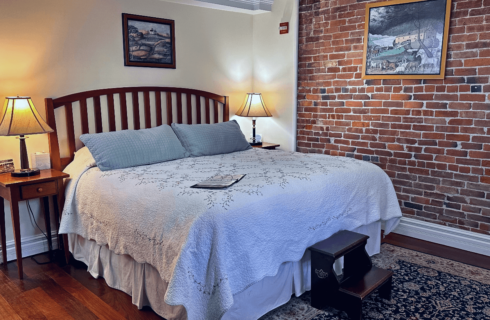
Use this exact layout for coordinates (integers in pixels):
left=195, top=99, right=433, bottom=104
left=26, top=200, right=54, bottom=265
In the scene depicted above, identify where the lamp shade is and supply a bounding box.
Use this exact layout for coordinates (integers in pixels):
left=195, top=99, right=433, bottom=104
left=0, top=96, right=53, bottom=136
left=235, top=93, right=272, bottom=118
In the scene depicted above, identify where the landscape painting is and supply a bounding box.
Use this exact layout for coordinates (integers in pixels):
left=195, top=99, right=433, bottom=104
left=122, top=14, right=176, bottom=69
left=362, top=0, right=451, bottom=79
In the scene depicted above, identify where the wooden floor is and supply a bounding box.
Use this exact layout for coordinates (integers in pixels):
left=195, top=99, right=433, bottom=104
left=0, top=252, right=164, bottom=320
left=1, top=234, right=489, bottom=320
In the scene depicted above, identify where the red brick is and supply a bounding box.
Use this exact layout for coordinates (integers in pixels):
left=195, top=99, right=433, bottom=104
left=465, top=58, right=490, bottom=67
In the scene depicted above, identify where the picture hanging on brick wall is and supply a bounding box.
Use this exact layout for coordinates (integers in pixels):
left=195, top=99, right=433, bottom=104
left=122, top=13, right=176, bottom=69
left=362, top=0, right=451, bottom=80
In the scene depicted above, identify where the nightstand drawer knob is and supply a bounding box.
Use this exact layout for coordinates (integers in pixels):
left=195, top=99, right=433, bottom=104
left=37, top=188, right=43, bottom=193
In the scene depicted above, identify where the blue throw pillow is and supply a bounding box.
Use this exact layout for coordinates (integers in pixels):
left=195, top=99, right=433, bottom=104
left=80, top=125, right=189, bottom=171
left=171, top=120, right=252, bottom=157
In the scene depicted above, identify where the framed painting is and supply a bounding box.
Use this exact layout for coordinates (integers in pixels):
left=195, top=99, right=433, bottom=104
left=362, top=0, right=451, bottom=79
left=122, top=13, right=176, bottom=69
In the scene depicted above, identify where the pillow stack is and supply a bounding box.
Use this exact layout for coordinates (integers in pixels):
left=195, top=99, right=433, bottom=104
left=80, top=120, right=251, bottom=171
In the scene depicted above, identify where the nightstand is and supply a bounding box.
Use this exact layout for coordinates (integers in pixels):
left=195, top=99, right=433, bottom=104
left=0, top=169, right=69, bottom=278
left=252, top=142, right=280, bottom=150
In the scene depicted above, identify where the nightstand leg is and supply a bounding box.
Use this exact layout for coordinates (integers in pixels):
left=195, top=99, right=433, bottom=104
left=9, top=198, right=23, bottom=279
left=53, top=194, right=70, bottom=264
left=0, top=198, right=7, bottom=265
left=41, top=197, right=53, bottom=256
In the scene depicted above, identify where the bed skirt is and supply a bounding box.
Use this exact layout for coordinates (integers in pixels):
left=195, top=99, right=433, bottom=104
left=68, top=221, right=382, bottom=320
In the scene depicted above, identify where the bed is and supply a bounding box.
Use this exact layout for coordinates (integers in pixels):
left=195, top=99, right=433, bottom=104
left=45, top=86, right=402, bottom=320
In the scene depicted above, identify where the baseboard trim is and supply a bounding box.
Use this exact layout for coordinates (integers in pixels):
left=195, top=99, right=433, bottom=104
left=391, top=217, right=490, bottom=257
left=0, top=233, right=59, bottom=263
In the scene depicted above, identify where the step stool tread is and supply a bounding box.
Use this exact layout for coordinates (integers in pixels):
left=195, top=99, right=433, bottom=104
left=339, top=266, right=393, bottom=299
left=310, top=230, right=369, bottom=259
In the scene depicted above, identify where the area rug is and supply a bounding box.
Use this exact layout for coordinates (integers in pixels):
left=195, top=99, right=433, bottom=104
left=260, top=244, right=490, bottom=320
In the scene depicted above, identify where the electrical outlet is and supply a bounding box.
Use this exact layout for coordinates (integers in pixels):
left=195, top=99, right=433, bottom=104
left=471, top=85, right=482, bottom=93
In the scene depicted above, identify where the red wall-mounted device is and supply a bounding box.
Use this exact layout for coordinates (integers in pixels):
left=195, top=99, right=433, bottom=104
left=279, top=22, right=289, bottom=34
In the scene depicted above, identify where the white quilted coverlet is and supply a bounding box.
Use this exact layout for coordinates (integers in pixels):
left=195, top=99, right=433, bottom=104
left=60, top=148, right=402, bottom=319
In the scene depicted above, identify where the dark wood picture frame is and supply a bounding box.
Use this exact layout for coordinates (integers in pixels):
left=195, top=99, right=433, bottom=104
left=122, top=13, right=176, bottom=69
left=362, top=0, right=451, bottom=80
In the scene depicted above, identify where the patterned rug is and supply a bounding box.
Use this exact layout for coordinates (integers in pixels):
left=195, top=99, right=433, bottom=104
left=260, top=244, right=490, bottom=320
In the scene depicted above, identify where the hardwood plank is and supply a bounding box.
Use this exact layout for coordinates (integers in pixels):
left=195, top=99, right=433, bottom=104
left=93, top=96, right=103, bottom=133
left=383, top=232, right=490, bottom=270
left=46, top=268, right=125, bottom=320
left=6, top=295, right=46, bottom=320
left=62, top=261, right=162, bottom=319
left=1, top=265, right=41, bottom=293
left=0, top=270, right=22, bottom=297
left=0, top=295, right=21, bottom=320
left=132, top=92, right=140, bottom=130
left=119, top=92, right=128, bottom=130
left=44, top=267, right=84, bottom=295
left=21, top=254, right=59, bottom=278
left=166, top=92, right=173, bottom=125
left=107, top=94, right=116, bottom=132
left=62, top=263, right=111, bottom=298
left=29, top=272, right=98, bottom=320
left=22, top=287, right=74, bottom=320
left=144, top=91, right=151, bottom=129
left=71, top=288, right=126, bottom=320
left=186, top=94, right=192, bottom=124
left=64, top=103, right=76, bottom=157
left=0, top=270, right=45, bottom=320
left=79, top=99, right=89, bottom=135
left=155, top=91, right=162, bottom=126
left=101, top=290, right=164, bottom=320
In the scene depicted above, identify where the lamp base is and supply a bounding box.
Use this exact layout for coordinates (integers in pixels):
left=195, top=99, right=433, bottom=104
left=11, top=169, right=40, bottom=177
left=250, top=142, right=262, bottom=146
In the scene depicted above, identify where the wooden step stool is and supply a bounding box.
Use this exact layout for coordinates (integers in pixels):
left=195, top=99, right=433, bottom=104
left=309, top=230, right=393, bottom=320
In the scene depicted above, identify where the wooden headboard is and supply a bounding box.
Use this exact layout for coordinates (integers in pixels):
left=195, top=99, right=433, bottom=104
left=45, top=87, right=229, bottom=171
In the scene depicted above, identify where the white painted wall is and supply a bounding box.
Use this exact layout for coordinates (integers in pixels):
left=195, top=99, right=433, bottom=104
left=0, top=0, right=298, bottom=258
left=0, top=0, right=253, bottom=247
left=236, top=0, right=298, bottom=151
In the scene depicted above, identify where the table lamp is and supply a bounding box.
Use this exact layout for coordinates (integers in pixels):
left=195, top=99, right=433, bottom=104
left=235, top=93, right=272, bottom=146
left=0, top=96, right=54, bottom=177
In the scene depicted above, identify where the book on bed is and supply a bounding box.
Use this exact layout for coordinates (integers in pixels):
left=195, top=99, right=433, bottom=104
left=191, top=174, right=246, bottom=189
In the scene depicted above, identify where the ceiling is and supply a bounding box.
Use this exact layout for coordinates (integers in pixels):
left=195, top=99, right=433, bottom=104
left=158, top=0, right=274, bottom=14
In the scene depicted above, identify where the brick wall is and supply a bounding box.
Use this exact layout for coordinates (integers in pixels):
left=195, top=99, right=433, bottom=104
left=297, top=0, right=490, bottom=234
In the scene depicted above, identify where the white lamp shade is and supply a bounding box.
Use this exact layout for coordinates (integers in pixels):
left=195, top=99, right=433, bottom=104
left=235, top=93, right=272, bottom=118
left=0, top=96, right=53, bottom=136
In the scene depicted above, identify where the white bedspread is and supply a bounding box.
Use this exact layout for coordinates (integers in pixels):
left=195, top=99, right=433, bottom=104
left=60, top=148, right=402, bottom=320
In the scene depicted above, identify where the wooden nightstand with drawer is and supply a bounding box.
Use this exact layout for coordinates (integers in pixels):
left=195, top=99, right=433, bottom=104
left=0, top=169, right=69, bottom=278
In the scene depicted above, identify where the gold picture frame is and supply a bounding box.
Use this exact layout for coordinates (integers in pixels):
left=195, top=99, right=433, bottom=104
left=362, top=0, right=452, bottom=80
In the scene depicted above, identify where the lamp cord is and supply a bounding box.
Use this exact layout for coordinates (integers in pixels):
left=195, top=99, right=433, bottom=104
left=26, top=200, right=53, bottom=265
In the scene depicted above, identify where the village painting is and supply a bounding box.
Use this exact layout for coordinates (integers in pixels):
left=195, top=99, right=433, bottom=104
left=122, top=14, right=176, bottom=69
left=363, top=0, right=450, bottom=79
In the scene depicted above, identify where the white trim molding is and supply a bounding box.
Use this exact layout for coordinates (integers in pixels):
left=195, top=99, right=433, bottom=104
left=392, top=217, right=490, bottom=257
left=0, top=232, right=59, bottom=264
